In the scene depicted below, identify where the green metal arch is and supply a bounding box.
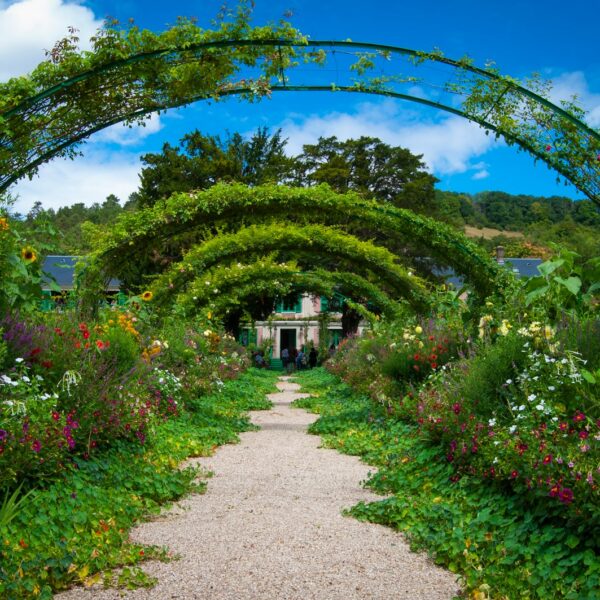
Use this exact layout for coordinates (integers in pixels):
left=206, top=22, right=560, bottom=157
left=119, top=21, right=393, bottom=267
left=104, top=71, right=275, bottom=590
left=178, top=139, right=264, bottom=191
left=149, top=222, right=431, bottom=311
left=94, top=183, right=502, bottom=299
left=179, top=260, right=400, bottom=319
left=1, top=38, right=598, bottom=203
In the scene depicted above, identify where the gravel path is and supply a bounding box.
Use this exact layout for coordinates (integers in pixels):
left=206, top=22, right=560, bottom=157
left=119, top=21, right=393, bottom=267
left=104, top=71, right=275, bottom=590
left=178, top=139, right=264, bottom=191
left=58, top=377, right=459, bottom=599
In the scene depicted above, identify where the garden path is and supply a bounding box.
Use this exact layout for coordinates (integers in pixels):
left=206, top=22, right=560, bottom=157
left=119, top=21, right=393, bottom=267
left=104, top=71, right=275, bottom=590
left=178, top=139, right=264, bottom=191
left=57, top=377, right=458, bottom=599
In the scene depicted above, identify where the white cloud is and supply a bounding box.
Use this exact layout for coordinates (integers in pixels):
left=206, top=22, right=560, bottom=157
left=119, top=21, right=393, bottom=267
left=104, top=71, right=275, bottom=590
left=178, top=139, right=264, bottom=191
left=279, top=99, right=497, bottom=176
left=0, top=0, right=102, bottom=81
left=549, top=71, right=600, bottom=127
left=95, top=113, right=164, bottom=146
left=11, top=149, right=141, bottom=213
left=472, top=169, right=490, bottom=180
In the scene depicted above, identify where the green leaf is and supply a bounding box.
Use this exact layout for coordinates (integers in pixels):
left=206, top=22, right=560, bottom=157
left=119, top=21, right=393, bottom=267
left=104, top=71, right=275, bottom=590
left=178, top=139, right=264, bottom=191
left=525, top=284, right=549, bottom=306
left=581, top=369, right=597, bottom=384
left=553, top=276, right=581, bottom=295
left=537, top=259, right=564, bottom=277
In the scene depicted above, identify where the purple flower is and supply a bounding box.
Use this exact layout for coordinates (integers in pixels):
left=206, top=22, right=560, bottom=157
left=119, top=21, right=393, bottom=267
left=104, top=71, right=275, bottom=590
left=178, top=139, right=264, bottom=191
left=0, top=429, right=7, bottom=441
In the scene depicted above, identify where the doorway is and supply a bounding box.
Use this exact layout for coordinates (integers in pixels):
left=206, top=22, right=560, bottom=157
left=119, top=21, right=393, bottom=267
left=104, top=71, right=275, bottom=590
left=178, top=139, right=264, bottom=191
left=279, top=328, right=297, bottom=357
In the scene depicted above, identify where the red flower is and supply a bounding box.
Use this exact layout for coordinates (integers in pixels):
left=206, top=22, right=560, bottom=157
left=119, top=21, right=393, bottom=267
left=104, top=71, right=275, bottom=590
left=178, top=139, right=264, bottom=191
left=32, top=440, right=41, bottom=453
left=573, top=411, right=586, bottom=422
left=82, top=330, right=90, bottom=340
left=30, top=347, right=41, bottom=357
left=452, top=403, right=461, bottom=415
left=579, top=430, right=589, bottom=440
left=545, top=144, right=552, bottom=151
left=413, top=353, right=420, bottom=361
left=543, top=454, right=553, bottom=464
left=559, top=422, right=568, bottom=431
left=431, top=363, right=438, bottom=369
left=96, top=340, right=105, bottom=350
left=52, top=411, right=60, bottom=421
left=74, top=341, right=81, bottom=349
left=510, top=470, right=519, bottom=479
left=41, top=360, right=52, bottom=368
left=78, top=323, right=87, bottom=331
left=549, top=484, right=561, bottom=498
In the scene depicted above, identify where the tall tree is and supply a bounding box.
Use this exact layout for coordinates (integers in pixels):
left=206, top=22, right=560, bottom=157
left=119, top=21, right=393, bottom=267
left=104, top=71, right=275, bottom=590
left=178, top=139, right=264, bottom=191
left=135, top=127, right=293, bottom=207
left=294, top=136, right=438, bottom=212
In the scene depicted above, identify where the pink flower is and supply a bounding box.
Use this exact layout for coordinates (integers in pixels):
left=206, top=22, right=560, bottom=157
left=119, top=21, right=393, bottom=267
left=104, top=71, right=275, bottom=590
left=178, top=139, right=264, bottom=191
left=452, top=403, right=461, bottom=415
left=32, top=440, right=41, bottom=453
left=559, top=488, right=574, bottom=504
left=573, top=411, right=586, bottom=422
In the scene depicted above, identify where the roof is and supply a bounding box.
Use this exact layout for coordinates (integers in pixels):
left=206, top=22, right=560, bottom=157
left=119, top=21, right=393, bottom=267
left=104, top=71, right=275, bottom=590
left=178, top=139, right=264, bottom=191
left=42, top=256, right=120, bottom=291
left=436, top=257, right=543, bottom=289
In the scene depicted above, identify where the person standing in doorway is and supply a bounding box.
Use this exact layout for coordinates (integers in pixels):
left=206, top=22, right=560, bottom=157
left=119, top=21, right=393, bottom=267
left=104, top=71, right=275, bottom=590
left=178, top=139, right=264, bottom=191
left=309, top=346, right=318, bottom=369
left=281, top=347, right=289, bottom=371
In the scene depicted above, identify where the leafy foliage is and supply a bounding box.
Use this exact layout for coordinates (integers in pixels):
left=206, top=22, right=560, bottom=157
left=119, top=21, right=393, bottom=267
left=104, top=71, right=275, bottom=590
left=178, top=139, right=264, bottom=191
left=0, top=368, right=277, bottom=598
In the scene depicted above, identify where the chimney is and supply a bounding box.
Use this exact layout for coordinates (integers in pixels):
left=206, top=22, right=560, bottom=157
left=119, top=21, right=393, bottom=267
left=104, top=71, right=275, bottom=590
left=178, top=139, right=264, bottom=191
left=496, top=245, right=505, bottom=264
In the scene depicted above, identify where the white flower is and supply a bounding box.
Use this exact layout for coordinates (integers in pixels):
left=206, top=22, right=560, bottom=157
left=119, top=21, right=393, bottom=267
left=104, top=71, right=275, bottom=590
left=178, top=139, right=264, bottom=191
left=488, top=418, right=496, bottom=427
left=548, top=386, right=556, bottom=391
left=508, top=425, right=517, bottom=434
left=518, top=405, right=526, bottom=411
left=535, top=404, right=544, bottom=411
left=506, top=379, right=513, bottom=385
left=15, top=357, right=24, bottom=363
left=21, top=376, right=30, bottom=383
left=527, top=394, right=536, bottom=402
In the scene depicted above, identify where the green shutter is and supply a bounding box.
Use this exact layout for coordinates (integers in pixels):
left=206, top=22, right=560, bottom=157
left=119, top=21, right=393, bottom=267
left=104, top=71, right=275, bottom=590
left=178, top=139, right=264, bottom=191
left=320, top=296, right=329, bottom=312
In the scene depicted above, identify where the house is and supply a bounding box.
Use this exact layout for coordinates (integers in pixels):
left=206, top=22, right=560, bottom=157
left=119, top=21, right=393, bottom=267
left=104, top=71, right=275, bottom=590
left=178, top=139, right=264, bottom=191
left=244, top=293, right=359, bottom=360
left=40, top=256, right=122, bottom=310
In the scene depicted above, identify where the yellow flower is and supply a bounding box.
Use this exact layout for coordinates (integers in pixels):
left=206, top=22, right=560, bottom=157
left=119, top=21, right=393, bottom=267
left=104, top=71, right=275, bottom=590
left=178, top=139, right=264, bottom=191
left=21, top=246, right=37, bottom=263
left=543, top=325, right=554, bottom=340
left=499, top=319, right=512, bottom=336
left=141, top=291, right=153, bottom=301
left=414, top=325, right=423, bottom=334
left=0, top=217, right=9, bottom=231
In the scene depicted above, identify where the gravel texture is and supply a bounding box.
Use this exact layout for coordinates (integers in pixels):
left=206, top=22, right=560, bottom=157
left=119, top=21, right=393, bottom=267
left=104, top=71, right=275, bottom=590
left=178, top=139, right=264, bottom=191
left=57, top=377, right=459, bottom=599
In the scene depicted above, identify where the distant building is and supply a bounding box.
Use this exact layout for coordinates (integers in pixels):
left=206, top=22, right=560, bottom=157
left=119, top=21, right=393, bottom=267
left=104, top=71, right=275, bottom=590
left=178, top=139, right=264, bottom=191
left=40, top=256, right=121, bottom=310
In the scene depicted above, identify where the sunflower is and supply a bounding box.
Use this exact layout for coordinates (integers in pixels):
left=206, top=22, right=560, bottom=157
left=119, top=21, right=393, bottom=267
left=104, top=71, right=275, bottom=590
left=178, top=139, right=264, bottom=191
left=141, top=290, right=153, bottom=301
left=21, top=246, right=37, bottom=263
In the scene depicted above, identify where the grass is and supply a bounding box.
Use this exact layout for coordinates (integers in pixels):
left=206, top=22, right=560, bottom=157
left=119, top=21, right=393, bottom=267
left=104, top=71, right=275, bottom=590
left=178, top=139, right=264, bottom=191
left=0, top=368, right=278, bottom=599
left=293, top=368, right=600, bottom=600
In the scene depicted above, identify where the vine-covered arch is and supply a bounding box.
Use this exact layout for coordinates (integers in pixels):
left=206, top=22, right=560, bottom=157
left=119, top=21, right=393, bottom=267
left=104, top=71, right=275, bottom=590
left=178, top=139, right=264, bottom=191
left=149, top=222, right=430, bottom=311
left=89, top=183, right=502, bottom=298
left=1, top=19, right=598, bottom=203
left=177, top=257, right=401, bottom=319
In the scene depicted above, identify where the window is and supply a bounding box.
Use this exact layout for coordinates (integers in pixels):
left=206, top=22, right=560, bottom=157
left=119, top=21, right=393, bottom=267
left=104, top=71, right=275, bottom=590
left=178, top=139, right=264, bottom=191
left=276, top=294, right=302, bottom=313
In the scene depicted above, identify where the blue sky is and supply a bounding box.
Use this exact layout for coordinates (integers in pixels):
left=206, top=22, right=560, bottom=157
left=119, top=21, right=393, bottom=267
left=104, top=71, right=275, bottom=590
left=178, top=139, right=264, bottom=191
left=2, top=0, right=599, bottom=212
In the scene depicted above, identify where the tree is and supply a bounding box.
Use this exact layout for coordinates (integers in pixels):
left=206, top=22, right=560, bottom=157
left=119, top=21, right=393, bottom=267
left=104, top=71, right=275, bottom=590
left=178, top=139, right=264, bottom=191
left=294, top=136, right=438, bottom=213
left=135, top=127, right=293, bottom=207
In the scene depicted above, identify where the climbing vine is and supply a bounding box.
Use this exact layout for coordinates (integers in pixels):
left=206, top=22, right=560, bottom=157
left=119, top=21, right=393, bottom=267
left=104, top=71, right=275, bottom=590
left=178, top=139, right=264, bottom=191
left=149, top=222, right=430, bottom=311
left=86, top=183, right=503, bottom=299
left=176, top=257, right=402, bottom=319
